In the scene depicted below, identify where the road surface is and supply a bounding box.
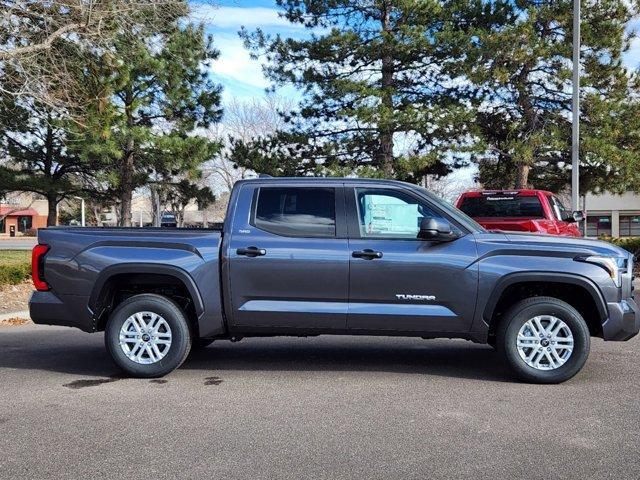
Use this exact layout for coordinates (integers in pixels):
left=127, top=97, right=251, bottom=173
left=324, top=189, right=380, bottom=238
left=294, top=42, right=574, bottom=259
left=1, top=324, right=639, bottom=479
left=0, top=237, right=37, bottom=249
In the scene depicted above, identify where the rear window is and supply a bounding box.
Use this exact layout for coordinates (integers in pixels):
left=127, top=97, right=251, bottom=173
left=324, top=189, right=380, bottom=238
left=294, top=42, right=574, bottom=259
left=458, top=195, right=544, bottom=218
left=253, top=187, right=336, bottom=237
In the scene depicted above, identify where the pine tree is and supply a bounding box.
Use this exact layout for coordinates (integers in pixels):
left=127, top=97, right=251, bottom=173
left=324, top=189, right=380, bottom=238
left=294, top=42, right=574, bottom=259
left=0, top=96, right=96, bottom=226
left=240, top=0, right=475, bottom=181
left=86, top=20, right=223, bottom=226
left=465, top=0, right=638, bottom=191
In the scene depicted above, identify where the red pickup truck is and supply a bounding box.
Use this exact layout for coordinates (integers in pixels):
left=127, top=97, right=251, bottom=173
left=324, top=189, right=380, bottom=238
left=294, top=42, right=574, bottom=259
left=456, top=189, right=583, bottom=237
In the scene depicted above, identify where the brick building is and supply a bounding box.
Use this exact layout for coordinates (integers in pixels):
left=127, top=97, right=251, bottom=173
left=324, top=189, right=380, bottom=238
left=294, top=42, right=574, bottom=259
left=0, top=193, right=49, bottom=236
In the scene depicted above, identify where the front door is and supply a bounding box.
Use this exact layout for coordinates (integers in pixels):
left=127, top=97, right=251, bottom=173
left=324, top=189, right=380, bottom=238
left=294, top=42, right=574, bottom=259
left=227, top=183, right=349, bottom=330
left=346, top=186, right=478, bottom=333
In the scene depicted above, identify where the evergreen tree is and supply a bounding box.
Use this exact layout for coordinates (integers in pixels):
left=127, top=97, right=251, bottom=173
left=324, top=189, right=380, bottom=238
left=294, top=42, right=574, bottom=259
left=0, top=97, right=95, bottom=226
left=465, top=0, right=639, bottom=191
left=240, top=0, right=475, bottom=181
left=86, top=19, right=223, bottom=226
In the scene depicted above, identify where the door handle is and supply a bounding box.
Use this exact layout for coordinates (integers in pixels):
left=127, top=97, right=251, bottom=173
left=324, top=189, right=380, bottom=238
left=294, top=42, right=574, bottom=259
left=352, top=249, right=383, bottom=260
left=236, top=246, right=267, bottom=257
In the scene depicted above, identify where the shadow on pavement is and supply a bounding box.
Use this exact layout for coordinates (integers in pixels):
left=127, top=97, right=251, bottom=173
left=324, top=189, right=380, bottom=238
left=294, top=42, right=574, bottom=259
left=185, top=341, right=512, bottom=382
left=0, top=327, right=512, bottom=382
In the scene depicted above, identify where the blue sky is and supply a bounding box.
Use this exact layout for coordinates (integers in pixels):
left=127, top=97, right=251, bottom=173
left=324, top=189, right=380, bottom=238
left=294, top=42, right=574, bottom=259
left=194, top=1, right=640, bottom=103
left=190, top=0, right=307, bottom=101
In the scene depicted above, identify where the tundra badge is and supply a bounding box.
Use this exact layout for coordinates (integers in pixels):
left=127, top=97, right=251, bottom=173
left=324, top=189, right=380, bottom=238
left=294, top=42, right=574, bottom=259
left=396, top=294, right=436, bottom=301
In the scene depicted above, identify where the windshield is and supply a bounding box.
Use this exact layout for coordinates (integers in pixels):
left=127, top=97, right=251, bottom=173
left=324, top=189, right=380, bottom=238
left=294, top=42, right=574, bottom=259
left=458, top=195, right=544, bottom=218
left=416, top=186, right=486, bottom=232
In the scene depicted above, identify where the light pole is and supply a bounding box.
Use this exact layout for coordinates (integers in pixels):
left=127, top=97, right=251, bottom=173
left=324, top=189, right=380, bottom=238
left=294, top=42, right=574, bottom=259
left=571, top=0, right=580, bottom=213
left=73, top=196, right=85, bottom=227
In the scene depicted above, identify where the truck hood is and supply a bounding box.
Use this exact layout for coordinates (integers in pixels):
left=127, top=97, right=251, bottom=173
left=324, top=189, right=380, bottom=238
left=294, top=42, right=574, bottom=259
left=501, top=232, right=629, bottom=258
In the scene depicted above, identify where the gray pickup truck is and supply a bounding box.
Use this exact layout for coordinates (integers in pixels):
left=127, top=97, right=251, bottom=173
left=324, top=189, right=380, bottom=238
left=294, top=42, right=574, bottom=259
left=30, top=177, right=638, bottom=383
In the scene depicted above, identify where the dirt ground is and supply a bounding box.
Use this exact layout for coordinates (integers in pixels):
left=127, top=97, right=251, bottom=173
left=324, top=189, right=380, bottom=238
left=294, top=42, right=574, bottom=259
left=0, top=280, right=33, bottom=314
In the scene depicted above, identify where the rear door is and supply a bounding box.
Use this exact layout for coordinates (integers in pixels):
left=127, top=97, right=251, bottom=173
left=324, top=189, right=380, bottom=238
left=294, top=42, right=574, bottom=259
left=226, top=182, right=349, bottom=331
left=346, top=185, right=478, bottom=333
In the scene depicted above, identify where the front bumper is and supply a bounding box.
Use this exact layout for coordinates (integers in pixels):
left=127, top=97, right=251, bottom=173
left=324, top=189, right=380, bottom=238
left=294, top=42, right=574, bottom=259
left=602, top=297, right=640, bottom=341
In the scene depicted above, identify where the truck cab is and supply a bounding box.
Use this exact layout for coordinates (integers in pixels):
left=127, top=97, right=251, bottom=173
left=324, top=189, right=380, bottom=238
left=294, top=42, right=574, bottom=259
left=456, top=189, right=582, bottom=237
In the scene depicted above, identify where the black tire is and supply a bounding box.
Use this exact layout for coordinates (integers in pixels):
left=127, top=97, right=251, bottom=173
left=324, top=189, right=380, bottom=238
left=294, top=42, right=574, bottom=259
left=193, top=338, right=215, bottom=349
left=105, top=294, right=192, bottom=378
left=497, top=296, right=590, bottom=384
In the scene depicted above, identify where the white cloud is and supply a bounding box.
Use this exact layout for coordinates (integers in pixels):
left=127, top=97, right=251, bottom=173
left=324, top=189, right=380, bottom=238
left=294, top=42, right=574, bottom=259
left=624, top=37, right=640, bottom=70
left=208, top=33, right=269, bottom=99
left=191, top=4, right=302, bottom=30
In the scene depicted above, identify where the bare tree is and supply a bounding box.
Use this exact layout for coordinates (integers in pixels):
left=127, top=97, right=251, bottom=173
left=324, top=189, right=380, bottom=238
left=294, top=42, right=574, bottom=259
left=0, top=191, right=36, bottom=222
left=423, top=173, right=474, bottom=204
left=203, top=94, right=295, bottom=192
left=0, top=0, right=191, bottom=112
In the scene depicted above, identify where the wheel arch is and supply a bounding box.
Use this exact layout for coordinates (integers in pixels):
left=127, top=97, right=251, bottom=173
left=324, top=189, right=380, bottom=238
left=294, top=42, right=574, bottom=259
left=89, top=263, right=205, bottom=332
left=484, top=272, right=608, bottom=341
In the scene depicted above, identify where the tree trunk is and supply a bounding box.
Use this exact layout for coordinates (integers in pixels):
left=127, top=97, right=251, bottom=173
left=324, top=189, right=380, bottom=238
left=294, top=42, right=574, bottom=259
left=119, top=148, right=134, bottom=227
left=93, top=206, right=101, bottom=227
left=376, top=1, right=394, bottom=177
left=46, top=195, right=58, bottom=226
left=120, top=88, right=135, bottom=227
left=514, top=164, right=530, bottom=189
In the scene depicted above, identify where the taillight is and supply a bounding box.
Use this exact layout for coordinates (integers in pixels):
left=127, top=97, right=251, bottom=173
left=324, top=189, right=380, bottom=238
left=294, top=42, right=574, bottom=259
left=31, top=244, right=50, bottom=291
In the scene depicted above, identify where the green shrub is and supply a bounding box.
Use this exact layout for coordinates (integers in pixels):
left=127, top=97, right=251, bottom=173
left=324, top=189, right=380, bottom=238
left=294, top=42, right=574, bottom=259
left=601, top=237, right=640, bottom=256
left=0, top=250, right=31, bottom=285
left=0, top=264, right=31, bottom=285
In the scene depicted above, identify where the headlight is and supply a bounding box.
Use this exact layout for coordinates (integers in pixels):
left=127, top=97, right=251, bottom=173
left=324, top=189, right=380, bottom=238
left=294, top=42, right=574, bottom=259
left=575, top=255, right=624, bottom=287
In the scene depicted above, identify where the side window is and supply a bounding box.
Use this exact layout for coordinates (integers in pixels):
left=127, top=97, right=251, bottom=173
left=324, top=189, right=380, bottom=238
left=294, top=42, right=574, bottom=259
left=355, top=188, right=445, bottom=239
left=548, top=195, right=569, bottom=221
left=254, top=187, right=336, bottom=238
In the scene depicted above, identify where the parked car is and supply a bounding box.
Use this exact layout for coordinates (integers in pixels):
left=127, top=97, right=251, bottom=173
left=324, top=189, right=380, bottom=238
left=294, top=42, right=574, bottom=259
left=30, top=178, right=637, bottom=383
left=456, top=189, right=582, bottom=237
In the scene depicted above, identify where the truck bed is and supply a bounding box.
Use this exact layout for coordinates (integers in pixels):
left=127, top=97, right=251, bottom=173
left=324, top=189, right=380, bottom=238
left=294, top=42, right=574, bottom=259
left=31, top=226, right=225, bottom=336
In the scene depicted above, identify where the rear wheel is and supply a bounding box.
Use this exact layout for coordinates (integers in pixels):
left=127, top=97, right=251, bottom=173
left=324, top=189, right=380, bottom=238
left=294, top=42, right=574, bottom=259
left=497, top=296, right=590, bottom=384
left=105, top=294, right=192, bottom=378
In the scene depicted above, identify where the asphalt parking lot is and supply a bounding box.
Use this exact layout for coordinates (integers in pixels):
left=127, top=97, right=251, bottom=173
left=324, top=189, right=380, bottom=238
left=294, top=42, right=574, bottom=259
left=1, top=323, right=639, bottom=479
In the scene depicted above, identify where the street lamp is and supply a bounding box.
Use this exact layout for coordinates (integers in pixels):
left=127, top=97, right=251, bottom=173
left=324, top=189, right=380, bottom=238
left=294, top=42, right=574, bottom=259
left=571, top=0, right=580, bottom=212
left=73, top=196, right=85, bottom=227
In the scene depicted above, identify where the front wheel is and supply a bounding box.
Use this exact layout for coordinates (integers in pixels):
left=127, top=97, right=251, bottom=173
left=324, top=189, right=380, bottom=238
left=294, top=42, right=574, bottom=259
left=105, top=294, right=192, bottom=378
left=497, top=296, right=590, bottom=384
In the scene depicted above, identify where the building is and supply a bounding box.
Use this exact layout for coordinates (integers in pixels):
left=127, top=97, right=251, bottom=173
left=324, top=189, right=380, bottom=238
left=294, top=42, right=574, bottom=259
left=585, top=191, right=640, bottom=238
left=0, top=193, right=48, bottom=236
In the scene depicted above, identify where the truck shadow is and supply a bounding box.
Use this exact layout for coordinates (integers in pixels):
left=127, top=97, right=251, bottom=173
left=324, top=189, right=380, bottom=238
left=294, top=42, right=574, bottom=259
left=0, top=330, right=512, bottom=382
left=184, top=340, right=512, bottom=382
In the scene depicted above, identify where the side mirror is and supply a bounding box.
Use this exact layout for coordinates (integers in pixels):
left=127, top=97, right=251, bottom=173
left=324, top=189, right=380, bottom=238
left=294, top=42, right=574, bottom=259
left=563, top=211, right=584, bottom=223
left=418, top=217, right=459, bottom=242
left=573, top=211, right=585, bottom=223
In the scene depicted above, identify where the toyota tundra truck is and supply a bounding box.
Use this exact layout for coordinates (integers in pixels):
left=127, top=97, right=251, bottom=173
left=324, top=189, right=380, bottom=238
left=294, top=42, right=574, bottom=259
left=29, top=178, right=638, bottom=383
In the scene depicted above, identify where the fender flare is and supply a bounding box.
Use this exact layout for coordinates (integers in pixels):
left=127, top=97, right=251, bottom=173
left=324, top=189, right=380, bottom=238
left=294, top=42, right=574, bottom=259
left=482, top=271, right=608, bottom=323
left=88, top=263, right=205, bottom=320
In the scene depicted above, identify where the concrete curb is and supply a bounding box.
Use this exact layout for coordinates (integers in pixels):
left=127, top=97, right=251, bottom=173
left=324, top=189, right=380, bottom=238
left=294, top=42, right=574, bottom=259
left=0, top=310, right=30, bottom=322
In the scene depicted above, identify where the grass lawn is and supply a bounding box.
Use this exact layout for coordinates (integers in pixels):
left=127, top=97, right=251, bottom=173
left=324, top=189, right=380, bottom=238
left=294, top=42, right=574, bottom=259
left=0, top=250, right=31, bottom=285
